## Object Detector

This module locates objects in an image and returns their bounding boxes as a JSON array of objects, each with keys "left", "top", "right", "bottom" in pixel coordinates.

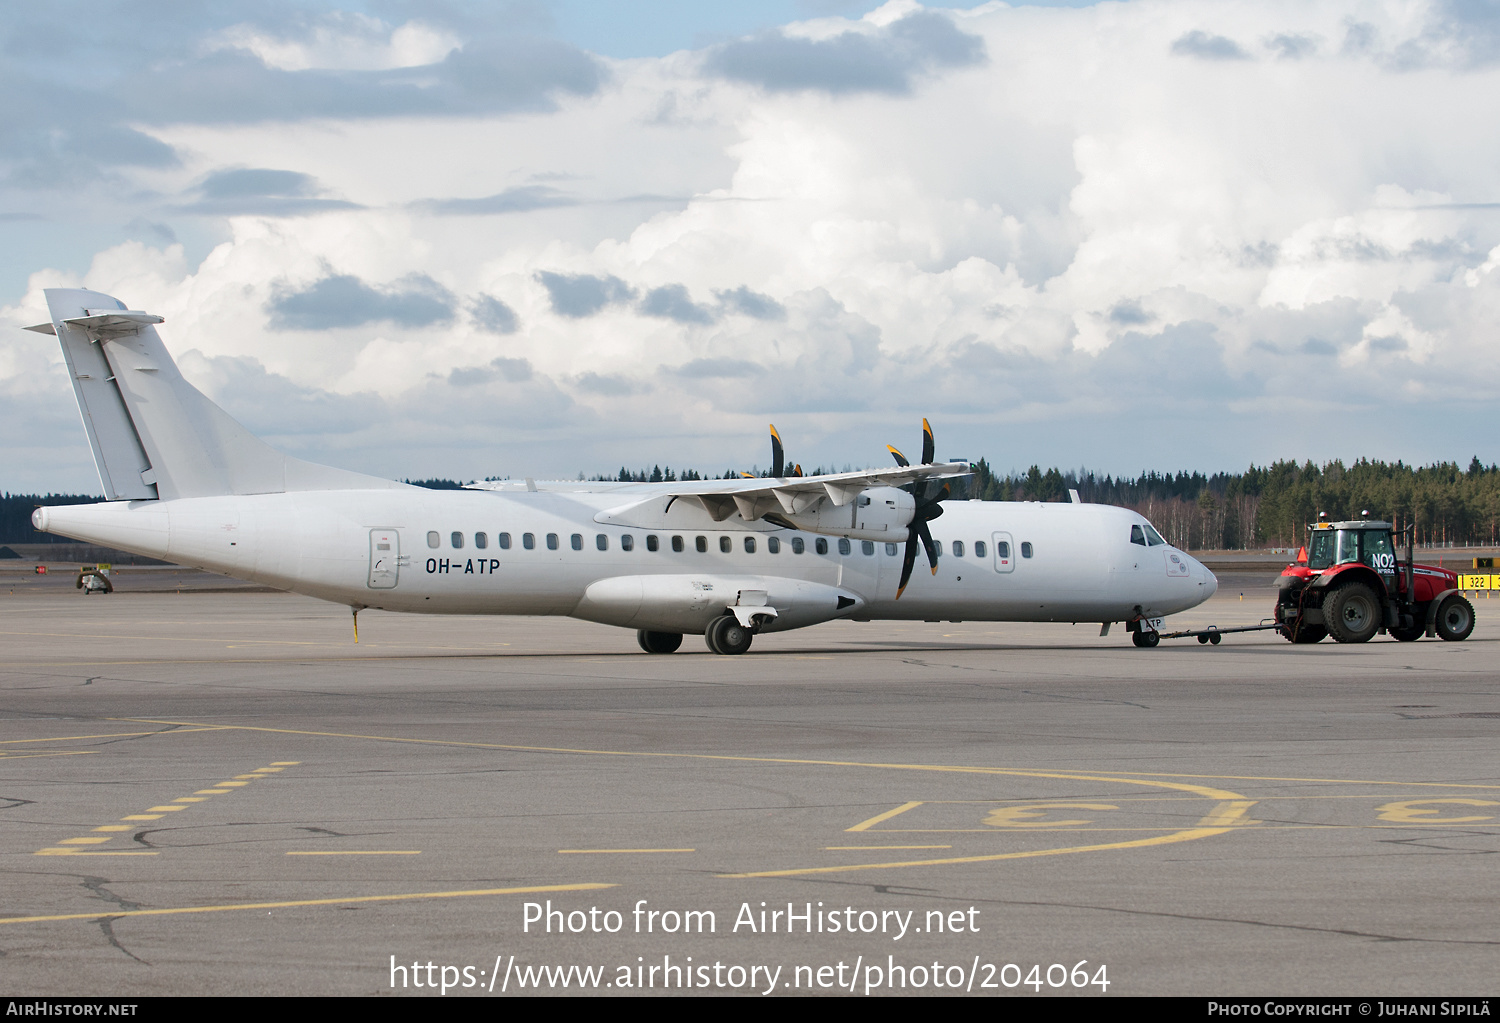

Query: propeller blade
[
  {"left": 896, "top": 526, "right": 920, "bottom": 598},
  {"left": 917, "top": 518, "right": 939, "bottom": 575},
  {"left": 920, "top": 418, "right": 934, "bottom": 465},
  {"left": 769, "top": 424, "right": 785, "bottom": 478},
  {"left": 887, "top": 445, "right": 910, "bottom": 468}
]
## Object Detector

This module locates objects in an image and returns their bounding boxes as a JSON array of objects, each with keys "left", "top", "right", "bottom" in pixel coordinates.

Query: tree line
[{"left": 7, "top": 456, "right": 1499, "bottom": 549}]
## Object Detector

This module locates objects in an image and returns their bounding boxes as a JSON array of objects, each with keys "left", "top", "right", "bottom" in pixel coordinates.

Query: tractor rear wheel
[
  {"left": 1436, "top": 595, "right": 1475, "bottom": 642},
  {"left": 1326, "top": 583, "right": 1380, "bottom": 644}
]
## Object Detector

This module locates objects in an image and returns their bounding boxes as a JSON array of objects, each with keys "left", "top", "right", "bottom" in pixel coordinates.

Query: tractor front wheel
[{"left": 1326, "top": 583, "right": 1380, "bottom": 644}]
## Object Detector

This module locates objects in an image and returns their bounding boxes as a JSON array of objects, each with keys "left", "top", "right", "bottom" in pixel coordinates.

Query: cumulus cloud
[
  {"left": 471, "top": 295, "right": 520, "bottom": 334},
  {"left": 704, "top": 10, "right": 985, "bottom": 94},
  {"left": 177, "top": 167, "right": 362, "bottom": 215},
  {"left": 268, "top": 273, "right": 455, "bottom": 330},
  {"left": 535, "top": 272, "right": 637, "bottom": 318},
  {"left": 8, "top": 0, "right": 1500, "bottom": 491},
  {"left": 1170, "top": 31, "right": 1253, "bottom": 60}
]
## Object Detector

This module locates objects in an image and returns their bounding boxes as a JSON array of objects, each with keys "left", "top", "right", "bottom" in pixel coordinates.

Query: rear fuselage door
[
  {"left": 369, "top": 529, "right": 400, "bottom": 589},
  {"left": 992, "top": 531, "right": 1015, "bottom": 574}
]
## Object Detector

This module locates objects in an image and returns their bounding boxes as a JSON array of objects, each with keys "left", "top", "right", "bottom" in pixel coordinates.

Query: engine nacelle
[{"left": 778, "top": 485, "right": 914, "bottom": 542}]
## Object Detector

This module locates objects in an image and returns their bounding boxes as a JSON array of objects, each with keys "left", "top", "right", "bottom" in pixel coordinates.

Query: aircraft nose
[{"left": 1200, "top": 561, "right": 1218, "bottom": 599}]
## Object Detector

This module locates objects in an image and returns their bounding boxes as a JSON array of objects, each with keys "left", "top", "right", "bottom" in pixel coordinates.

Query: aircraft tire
[
  {"left": 707, "top": 615, "right": 753, "bottom": 655},
  {"left": 1131, "top": 629, "right": 1159, "bottom": 648},
  {"left": 637, "top": 630, "right": 684, "bottom": 654},
  {"left": 1436, "top": 595, "right": 1476, "bottom": 642},
  {"left": 1326, "top": 583, "right": 1380, "bottom": 643}
]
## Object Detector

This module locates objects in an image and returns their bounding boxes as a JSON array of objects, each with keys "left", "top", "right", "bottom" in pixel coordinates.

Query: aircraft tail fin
[{"left": 34, "top": 288, "right": 407, "bottom": 500}]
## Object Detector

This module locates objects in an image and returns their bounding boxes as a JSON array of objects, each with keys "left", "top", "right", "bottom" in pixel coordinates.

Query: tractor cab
[{"left": 1304, "top": 520, "right": 1399, "bottom": 591}]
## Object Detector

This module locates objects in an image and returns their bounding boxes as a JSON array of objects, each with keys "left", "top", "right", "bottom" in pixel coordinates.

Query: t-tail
[{"left": 27, "top": 288, "right": 404, "bottom": 502}]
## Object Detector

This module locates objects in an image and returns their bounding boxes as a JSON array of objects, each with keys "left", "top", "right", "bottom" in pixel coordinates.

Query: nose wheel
[{"left": 1132, "top": 629, "right": 1160, "bottom": 648}]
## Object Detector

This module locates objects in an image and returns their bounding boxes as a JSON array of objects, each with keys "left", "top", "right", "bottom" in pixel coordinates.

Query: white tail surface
[{"left": 37, "top": 288, "right": 407, "bottom": 500}]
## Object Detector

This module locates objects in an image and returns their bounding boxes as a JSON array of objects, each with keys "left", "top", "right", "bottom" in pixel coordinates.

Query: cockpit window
[
  {"left": 1142, "top": 524, "right": 1166, "bottom": 546},
  {"left": 1130, "top": 525, "right": 1147, "bottom": 546}
]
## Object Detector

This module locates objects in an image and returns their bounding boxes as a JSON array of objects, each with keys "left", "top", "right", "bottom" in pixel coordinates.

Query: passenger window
[
  {"left": 816, "top": 538, "right": 829, "bottom": 555},
  {"left": 792, "top": 537, "right": 805, "bottom": 554},
  {"left": 975, "top": 541, "right": 986, "bottom": 558},
  {"left": 719, "top": 536, "right": 732, "bottom": 553},
  {"left": 862, "top": 540, "right": 875, "bottom": 556},
  {"left": 886, "top": 543, "right": 898, "bottom": 556},
  {"left": 672, "top": 535, "right": 684, "bottom": 553},
  {"left": 696, "top": 536, "right": 707, "bottom": 553},
  {"left": 767, "top": 536, "right": 780, "bottom": 553},
  {"left": 621, "top": 534, "right": 634, "bottom": 552},
  {"left": 571, "top": 534, "right": 582, "bottom": 550},
  {"left": 1131, "top": 525, "right": 1147, "bottom": 546},
  {"left": 837, "top": 538, "right": 851, "bottom": 556},
  {"left": 427, "top": 531, "right": 440, "bottom": 549},
  {"left": 952, "top": 540, "right": 964, "bottom": 557},
  {"left": 475, "top": 532, "right": 487, "bottom": 550},
  {"left": 498, "top": 532, "right": 511, "bottom": 550},
  {"left": 451, "top": 531, "right": 464, "bottom": 549},
  {"left": 646, "top": 535, "right": 659, "bottom": 552},
  {"left": 547, "top": 533, "right": 559, "bottom": 550},
  {"left": 523, "top": 533, "right": 535, "bottom": 550},
  {"left": 997, "top": 541, "right": 1010, "bottom": 558},
  {"left": 596, "top": 534, "right": 608, "bottom": 551},
  {"left": 1021, "top": 542, "right": 1033, "bottom": 558},
  {"left": 744, "top": 537, "right": 756, "bottom": 553}
]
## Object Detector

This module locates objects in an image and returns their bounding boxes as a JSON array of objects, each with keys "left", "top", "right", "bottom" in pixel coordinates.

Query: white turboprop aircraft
[{"left": 26, "top": 288, "right": 1217, "bottom": 653}]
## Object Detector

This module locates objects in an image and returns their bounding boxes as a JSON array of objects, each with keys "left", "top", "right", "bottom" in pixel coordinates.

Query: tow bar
[{"left": 1155, "top": 620, "right": 1283, "bottom": 644}]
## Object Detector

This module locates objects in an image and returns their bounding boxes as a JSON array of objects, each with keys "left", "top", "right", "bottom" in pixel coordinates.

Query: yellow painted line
[
  {"left": 214, "top": 781, "right": 249, "bottom": 787},
  {"left": 847, "top": 801, "right": 924, "bottom": 832},
  {"left": 147, "top": 806, "right": 187, "bottom": 812},
  {"left": 286, "top": 851, "right": 421, "bottom": 856},
  {"left": 233, "top": 775, "right": 261, "bottom": 780},
  {"left": 558, "top": 848, "right": 696, "bottom": 854},
  {"left": 252, "top": 768, "right": 284, "bottom": 773},
  {"left": 173, "top": 797, "right": 207, "bottom": 803},
  {"left": 720, "top": 827, "right": 1236, "bottom": 878},
  {"left": 826, "top": 845, "right": 952, "bottom": 850},
  {"left": 1068, "top": 770, "right": 1500, "bottom": 791},
  {"left": 92, "top": 826, "right": 131, "bottom": 833},
  {"left": 58, "top": 837, "right": 112, "bottom": 845},
  {"left": 271, "top": 761, "right": 301, "bottom": 766},
  {"left": 1196, "top": 800, "right": 1259, "bottom": 827},
  {"left": 113, "top": 718, "right": 1253, "bottom": 801},
  {"left": 35, "top": 849, "right": 158, "bottom": 857},
  {"left": 0, "top": 752, "right": 97, "bottom": 760},
  {"left": 120, "top": 815, "right": 164, "bottom": 821},
  {"left": 0, "top": 882, "right": 618, "bottom": 925},
  {"left": 195, "top": 789, "right": 231, "bottom": 795},
  {"left": 0, "top": 731, "right": 161, "bottom": 743}
]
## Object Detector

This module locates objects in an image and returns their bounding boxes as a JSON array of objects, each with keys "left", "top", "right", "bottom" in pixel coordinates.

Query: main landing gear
[{"left": 636, "top": 630, "right": 683, "bottom": 654}]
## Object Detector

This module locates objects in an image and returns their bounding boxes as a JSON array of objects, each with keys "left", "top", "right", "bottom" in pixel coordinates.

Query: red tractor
[{"left": 1275, "top": 517, "right": 1474, "bottom": 644}]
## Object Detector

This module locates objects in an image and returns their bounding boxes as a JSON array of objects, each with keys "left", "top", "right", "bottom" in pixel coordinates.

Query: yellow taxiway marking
[
  {"left": 214, "top": 781, "right": 250, "bottom": 787},
  {"left": 0, "top": 728, "right": 225, "bottom": 744},
  {"left": 286, "top": 851, "right": 420, "bottom": 856},
  {"left": 719, "top": 827, "right": 1236, "bottom": 878},
  {"left": 113, "top": 718, "right": 1251, "bottom": 800},
  {"left": 825, "top": 845, "right": 952, "bottom": 850},
  {"left": 147, "top": 805, "right": 187, "bottom": 812},
  {"left": 173, "top": 797, "right": 208, "bottom": 803},
  {"left": 92, "top": 826, "right": 131, "bottom": 832},
  {"left": 558, "top": 848, "right": 696, "bottom": 854},
  {"left": 847, "top": 801, "right": 924, "bottom": 832},
  {"left": 195, "top": 789, "right": 232, "bottom": 795},
  {"left": 0, "top": 752, "right": 97, "bottom": 760},
  {"left": 233, "top": 775, "right": 262, "bottom": 780},
  {"left": 271, "top": 761, "right": 301, "bottom": 765},
  {"left": 1375, "top": 799, "right": 1500, "bottom": 824},
  {"left": 119, "top": 814, "right": 164, "bottom": 821},
  {"left": 0, "top": 883, "right": 617, "bottom": 925},
  {"left": 111, "top": 716, "right": 1258, "bottom": 878},
  {"left": 1068, "top": 770, "right": 1500, "bottom": 791},
  {"left": 35, "top": 849, "right": 158, "bottom": 857},
  {"left": 1195, "top": 800, "right": 1260, "bottom": 827},
  {"left": 57, "top": 837, "right": 111, "bottom": 845}
]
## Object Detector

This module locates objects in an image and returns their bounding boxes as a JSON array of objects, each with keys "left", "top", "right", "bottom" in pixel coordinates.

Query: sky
[{"left": 3, "top": 0, "right": 1500, "bottom": 494}]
